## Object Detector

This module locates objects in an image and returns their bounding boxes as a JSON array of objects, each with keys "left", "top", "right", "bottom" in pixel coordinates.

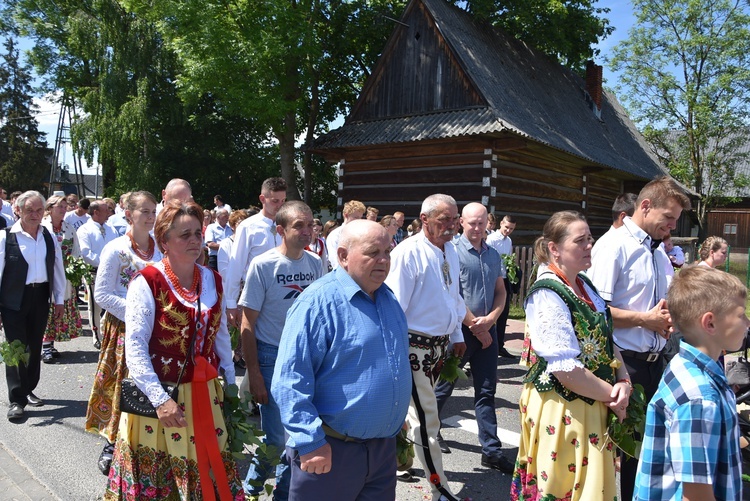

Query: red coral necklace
[
  {"left": 127, "top": 231, "right": 155, "bottom": 261},
  {"left": 163, "top": 258, "right": 201, "bottom": 303}
]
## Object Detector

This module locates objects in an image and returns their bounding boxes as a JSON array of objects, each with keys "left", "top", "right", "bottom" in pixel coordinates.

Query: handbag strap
[
  {"left": 170, "top": 291, "right": 201, "bottom": 391},
  {"left": 742, "top": 328, "right": 750, "bottom": 361}
]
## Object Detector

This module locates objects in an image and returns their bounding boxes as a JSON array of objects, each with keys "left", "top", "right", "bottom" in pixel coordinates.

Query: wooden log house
[{"left": 310, "top": 0, "right": 670, "bottom": 245}]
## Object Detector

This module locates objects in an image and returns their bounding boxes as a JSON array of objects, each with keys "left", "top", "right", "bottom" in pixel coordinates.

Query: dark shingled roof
[{"left": 314, "top": 0, "right": 667, "bottom": 181}]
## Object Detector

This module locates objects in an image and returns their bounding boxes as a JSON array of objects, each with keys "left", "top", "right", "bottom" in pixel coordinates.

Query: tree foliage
[
  {"left": 0, "top": 37, "right": 49, "bottom": 192},
  {"left": 609, "top": 0, "right": 750, "bottom": 231},
  {"left": 454, "top": 0, "right": 614, "bottom": 70}
]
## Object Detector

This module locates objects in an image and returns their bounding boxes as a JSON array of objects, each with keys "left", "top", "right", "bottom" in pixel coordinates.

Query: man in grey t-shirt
[{"left": 239, "top": 201, "right": 324, "bottom": 500}]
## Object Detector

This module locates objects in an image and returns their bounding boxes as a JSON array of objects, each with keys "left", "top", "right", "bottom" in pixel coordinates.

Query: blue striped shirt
[
  {"left": 271, "top": 267, "right": 411, "bottom": 456},
  {"left": 635, "top": 341, "right": 741, "bottom": 500}
]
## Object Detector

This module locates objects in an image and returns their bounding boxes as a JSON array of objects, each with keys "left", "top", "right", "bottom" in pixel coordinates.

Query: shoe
[
  {"left": 481, "top": 453, "right": 515, "bottom": 474},
  {"left": 50, "top": 346, "right": 61, "bottom": 358},
  {"left": 93, "top": 339, "right": 101, "bottom": 350},
  {"left": 42, "top": 351, "right": 55, "bottom": 364},
  {"left": 27, "top": 393, "right": 44, "bottom": 407},
  {"left": 396, "top": 468, "right": 418, "bottom": 483},
  {"left": 7, "top": 403, "right": 24, "bottom": 421},
  {"left": 437, "top": 433, "right": 451, "bottom": 454},
  {"left": 498, "top": 347, "right": 516, "bottom": 358},
  {"left": 98, "top": 442, "right": 115, "bottom": 475}
]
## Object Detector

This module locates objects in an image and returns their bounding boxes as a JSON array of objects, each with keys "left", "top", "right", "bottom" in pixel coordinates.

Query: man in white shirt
[
  {"left": 0, "top": 186, "right": 14, "bottom": 226},
  {"left": 587, "top": 176, "right": 691, "bottom": 501},
  {"left": 205, "top": 208, "right": 233, "bottom": 271},
  {"left": 325, "top": 200, "right": 365, "bottom": 270},
  {"left": 486, "top": 215, "right": 516, "bottom": 358},
  {"left": 64, "top": 198, "right": 91, "bottom": 230},
  {"left": 386, "top": 194, "right": 489, "bottom": 501},
  {"left": 0, "top": 191, "right": 65, "bottom": 421},
  {"left": 226, "top": 177, "right": 287, "bottom": 328},
  {"left": 77, "top": 200, "right": 116, "bottom": 349},
  {"left": 213, "top": 194, "right": 232, "bottom": 214}
]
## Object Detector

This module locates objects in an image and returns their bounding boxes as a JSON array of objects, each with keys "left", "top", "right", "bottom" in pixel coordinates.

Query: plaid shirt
[{"left": 634, "top": 341, "right": 741, "bottom": 500}]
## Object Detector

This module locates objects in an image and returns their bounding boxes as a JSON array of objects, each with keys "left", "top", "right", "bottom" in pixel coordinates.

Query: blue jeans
[
  {"left": 435, "top": 324, "right": 502, "bottom": 458},
  {"left": 243, "top": 341, "right": 290, "bottom": 499}
]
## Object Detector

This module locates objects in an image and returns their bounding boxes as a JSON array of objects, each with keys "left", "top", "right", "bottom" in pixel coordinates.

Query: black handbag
[
  {"left": 120, "top": 294, "right": 200, "bottom": 418},
  {"left": 727, "top": 330, "right": 750, "bottom": 387}
]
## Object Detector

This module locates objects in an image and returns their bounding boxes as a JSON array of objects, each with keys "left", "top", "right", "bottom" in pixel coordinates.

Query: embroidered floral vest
[
  {"left": 139, "top": 266, "right": 224, "bottom": 383},
  {"left": 523, "top": 274, "right": 617, "bottom": 404}
]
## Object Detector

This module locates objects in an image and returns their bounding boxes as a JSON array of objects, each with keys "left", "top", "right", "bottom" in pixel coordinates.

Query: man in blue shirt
[
  {"left": 271, "top": 219, "right": 411, "bottom": 500},
  {"left": 434, "top": 203, "right": 513, "bottom": 473}
]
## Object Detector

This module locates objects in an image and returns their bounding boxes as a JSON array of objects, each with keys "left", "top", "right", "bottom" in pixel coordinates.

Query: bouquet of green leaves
[
  {"left": 0, "top": 340, "right": 29, "bottom": 367},
  {"left": 605, "top": 383, "right": 647, "bottom": 458},
  {"left": 65, "top": 255, "right": 94, "bottom": 289},
  {"left": 438, "top": 354, "right": 469, "bottom": 384},
  {"left": 396, "top": 428, "right": 415, "bottom": 471},
  {"left": 502, "top": 254, "right": 520, "bottom": 285}
]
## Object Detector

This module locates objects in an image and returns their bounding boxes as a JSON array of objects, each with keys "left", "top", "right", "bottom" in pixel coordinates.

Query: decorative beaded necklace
[
  {"left": 127, "top": 231, "right": 155, "bottom": 261},
  {"left": 548, "top": 262, "right": 596, "bottom": 310},
  {"left": 163, "top": 259, "right": 201, "bottom": 303}
]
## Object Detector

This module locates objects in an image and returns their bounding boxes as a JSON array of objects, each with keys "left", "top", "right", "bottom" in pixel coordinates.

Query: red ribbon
[{"left": 191, "top": 355, "right": 232, "bottom": 501}]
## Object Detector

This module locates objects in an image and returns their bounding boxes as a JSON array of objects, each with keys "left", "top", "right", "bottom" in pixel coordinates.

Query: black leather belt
[
  {"left": 322, "top": 424, "right": 365, "bottom": 443},
  {"left": 620, "top": 349, "right": 660, "bottom": 362},
  {"left": 26, "top": 282, "right": 48, "bottom": 288}
]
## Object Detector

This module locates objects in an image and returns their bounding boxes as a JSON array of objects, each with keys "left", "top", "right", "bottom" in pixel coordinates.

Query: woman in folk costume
[
  {"left": 40, "top": 195, "right": 83, "bottom": 360},
  {"left": 511, "top": 211, "right": 631, "bottom": 500},
  {"left": 86, "top": 191, "right": 162, "bottom": 475},
  {"left": 105, "top": 200, "right": 242, "bottom": 500}
]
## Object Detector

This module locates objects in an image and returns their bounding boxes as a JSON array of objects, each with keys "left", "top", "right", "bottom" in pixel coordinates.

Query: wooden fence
[{"left": 508, "top": 245, "right": 536, "bottom": 309}]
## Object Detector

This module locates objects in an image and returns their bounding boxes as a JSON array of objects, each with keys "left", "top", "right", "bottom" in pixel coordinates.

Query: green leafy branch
[
  {"left": 605, "top": 383, "right": 647, "bottom": 459},
  {"left": 396, "top": 428, "right": 415, "bottom": 471},
  {"left": 438, "top": 354, "right": 469, "bottom": 384},
  {"left": 0, "top": 340, "right": 29, "bottom": 367},
  {"left": 65, "top": 256, "right": 94, "bottom": 289},
  {"left": 503, "top": 254, "right": 520, "bottom": 285}
]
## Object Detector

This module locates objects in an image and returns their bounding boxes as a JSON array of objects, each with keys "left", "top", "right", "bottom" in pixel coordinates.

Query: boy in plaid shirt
[{"left": 635, "top": 266, "right": 748, "bottom": 500}]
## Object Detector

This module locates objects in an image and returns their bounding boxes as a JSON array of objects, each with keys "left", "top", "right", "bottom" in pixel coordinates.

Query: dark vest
[{"left": 0, "top": 227, "right": 55, "bottom": 311}]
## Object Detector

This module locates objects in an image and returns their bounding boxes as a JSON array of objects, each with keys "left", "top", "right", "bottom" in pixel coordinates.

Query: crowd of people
[{"left": 0, "top": 174, "right": 747, "bottom": 500}]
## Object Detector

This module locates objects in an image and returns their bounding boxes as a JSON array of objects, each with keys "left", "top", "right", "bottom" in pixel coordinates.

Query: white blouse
[
  {"left": 94, "top": 235, "right": 163, "bottom": 321},
  {"left": 525, "top": 271, "right": 607, "bottom": 375},
  {"left": 125, "top": 262, "right": 236, "bottom": 407}
]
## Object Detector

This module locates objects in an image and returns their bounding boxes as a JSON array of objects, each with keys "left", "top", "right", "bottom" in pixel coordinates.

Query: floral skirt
[
  {"left": 104, "top": 378, "right": 243, "bottom": 501},
  {"left": 85, "top": 314, "right": 126, "bottom": 442},
  {"left": 511, "top": 384, "right": 617, "bottom": 501},
  {"left": 42, "top": 297, "right": 82, "bottom": 343}
]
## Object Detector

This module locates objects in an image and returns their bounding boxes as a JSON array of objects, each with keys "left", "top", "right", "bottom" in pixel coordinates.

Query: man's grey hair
[
  {"left": 420, "top": 194, "right": 456, "bottom": 217},
  {"left": 15, "top": 190, "right": 45, "bottom": 211},
  {"left": 214, "top": 208, "right": 229, "bottom": 217}
]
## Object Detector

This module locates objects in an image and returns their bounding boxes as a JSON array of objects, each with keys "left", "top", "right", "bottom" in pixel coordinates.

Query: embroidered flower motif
[
  {"left": 540, "top": 471, "right": 548, "bottom": 481},
  {"left": 215, "top": 427, "right": 224, "bottom": 436},
  {"left": 562, "top": 415, "right": 572, "bottom": 425},
  {"left": 582, "top": 456, "right": 589, "bottom": 466},
  {"left": 567, "top": 463, "right": 576, "bottom": 472},
  {"left": 538, "top": 372, "right": 551, "bottom": 385},
  {"left": 550, "top": 451, "right": 557, "bottom": 461},
  {"left": 545, "top": 425, "right": 556, "bottom": 435},
  {"left": 571, "top": 438, "right": 580, "bottom": 448},
  {"left": 145, "top": 425, "right": 153, "bottom": 434},
  {"left": 589, "top": 433, "right": 599, "bottom": 445},
  {"left": 171, "top": 432, "right": 182, "bottom": 441}
]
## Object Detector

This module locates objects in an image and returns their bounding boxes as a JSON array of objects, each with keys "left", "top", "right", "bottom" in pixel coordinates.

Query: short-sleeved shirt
[
  {"left": 485, "top": 231, "right": 512, "bottom": 278},
  {"left": 634, "top": 341, "right": 741, "bottom": 500},
  {"left": 205, "top": 222, "right": 233, "bottom": 257},
  {"left": 238, "top": 248, "right": 323, "bottom": 346},
  {"left": 587, "top": 217, "right": 670, "bottom": 353},
  {"left": 454, "top": 235, "right": 502, "bottom": 317}
]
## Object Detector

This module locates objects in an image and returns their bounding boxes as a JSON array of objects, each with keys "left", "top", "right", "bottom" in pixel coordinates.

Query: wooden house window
[{"left": 724, "top": 223, "right": 738, "bottom": 235}]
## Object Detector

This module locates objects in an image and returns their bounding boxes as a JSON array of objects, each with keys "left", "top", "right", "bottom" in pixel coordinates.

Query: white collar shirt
[
  {"left": 77, "top": 218, "right": 116, "bottom": 268},
  {"left": 385, "top": 231, "right": 466, "bottom": 343},
  {"left": 226, "top": 212, "right": 278, "bottom": 308},
  {"left": 0, "top": 221, "right": 66, "bottom": 304},
  {"left": 325, "top": 225, "right": 344, "bottom": 270},
  {"left": 587, "top": 216, "right": 670, "bottom": 353},
  {"left": 205, "top": 222, "right": 233, "bottom": 257},
  {"left": 486, "top": 231, "right": 512, "bottom": 277}
]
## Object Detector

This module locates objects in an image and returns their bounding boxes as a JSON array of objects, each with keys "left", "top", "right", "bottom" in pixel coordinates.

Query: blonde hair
[
  {"left": 343, "top": 200, "right": 366, "bottom": 217},
  {"left": 699, "top": 236, "right": 728, "bottom": 261},
  {"left": 533, "top": 211, "right": 587, "bottom": 264},
  {"left": 668, "top": 266, "right": 746, "bottom": 336}
]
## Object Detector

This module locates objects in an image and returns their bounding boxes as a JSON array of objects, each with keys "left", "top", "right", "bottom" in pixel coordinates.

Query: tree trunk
[{"left": 278, "top": 109, "right": 299, "bottom": 200}]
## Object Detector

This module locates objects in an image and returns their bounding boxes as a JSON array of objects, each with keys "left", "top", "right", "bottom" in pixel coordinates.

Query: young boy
[{"left": 635, "top": 266, "right": 749, "bottom": 500}]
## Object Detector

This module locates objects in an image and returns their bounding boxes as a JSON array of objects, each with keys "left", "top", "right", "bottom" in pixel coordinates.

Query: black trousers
[
  {"left": 496, "top": 277, "right": 512, "bottom": 348},
  {"left": 2, "top": 283, "right": 50, "bottom": 407},
  {"left": 207, "top": 255, "right": 218, "bottom": 271},
  {"left": 619, "top": 353, "right": 665, "bottom": 501}
]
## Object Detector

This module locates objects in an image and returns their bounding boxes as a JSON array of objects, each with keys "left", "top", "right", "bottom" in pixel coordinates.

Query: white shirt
[
  {"left": 325, "top": 225, "right": 343, "bottom": 269},
  {"left": 0, "top": 221, "right": 66, "bottom": 304},
  {"left": 205, "top": 222, "right": 233, "bottom": 257},
  {"left": 106, "top": 212, "right": 129, "bottom": 237},
  {"left": 64, "top": 211, "right": 90, "bottom": 230},
  {"left": 1, "top": 200, "right": 14, "bottom": 225},
  {"left": 525, "top": 270, "right": 607, "bottom": 375},
  {"left": 587, "top": 216, "right": 670, "bottom": 353},
  {"left": 125, "top": 263, "right": 235, "bottom": 407},
  {"left": 486, "top": 231, "right": 512, "bottom": 278},
  {"left": 217, "top": 236, "right": 234, "bottom": 286},
  {"left": 94, "top": 235, "right": 163, "bottom": 321},
  {"left": 214, "top": 204, "right": 232, "bottom": 214},
  {"left": 385, "top": 231, "right": 466, "bottom": 343},
  {"left": 77, "top": 218, "right": 117, "bottom": 268},
  {"left": 226, "top": 212, "right": 278, "bottom": 308}
]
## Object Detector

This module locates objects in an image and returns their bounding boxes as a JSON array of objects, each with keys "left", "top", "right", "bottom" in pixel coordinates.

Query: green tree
[
  {"left": 0, "top": 37, "right": 49, "bottom": 192},
  {"left": 609, "top": 0, "right": 750, "bottom": 233},
  {"left": 455, "top": 0, "right": 614, "bottom": 70}
]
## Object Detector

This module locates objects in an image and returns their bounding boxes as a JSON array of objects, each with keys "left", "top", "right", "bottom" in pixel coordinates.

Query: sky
[{"left": 25, "top": 0, "right": 637, "bottom": 176}]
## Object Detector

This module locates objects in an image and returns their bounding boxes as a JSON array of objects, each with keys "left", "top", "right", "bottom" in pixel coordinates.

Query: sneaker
[
  {"left": 98, "top": 443, "right": 115, "bottom": 476},
  {"left": 42, "top": 350, "right": 55, "bottom": 364},
  {"left": 50, "top": 345, "right": 61, "bottom": 358}
]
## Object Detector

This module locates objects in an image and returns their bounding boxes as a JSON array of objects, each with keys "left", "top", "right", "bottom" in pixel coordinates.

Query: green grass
[{"left": 508, "top": 303, "right": 525, "bottom": 320}]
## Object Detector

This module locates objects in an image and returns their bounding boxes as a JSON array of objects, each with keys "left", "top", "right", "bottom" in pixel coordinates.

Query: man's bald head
[
  {"left": 460, "top": 203, "right": 488, "bottom": 246},
  {"left": 162, "top": 178, "right": 192, "bottom": 204},
  {"left": 338, "top": 220, "right": 392, "bottom": 297}
]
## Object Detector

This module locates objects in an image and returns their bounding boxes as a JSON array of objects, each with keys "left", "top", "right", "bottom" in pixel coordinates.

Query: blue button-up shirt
[
  {"left": 635, "top": 341, "right": 741, "bottom": 500},
  {"left": 272, "top": 267, "right": 411, "bottom": 456},
  {"left": 454, "top": 235, "right": 502, "bottom": 317}
]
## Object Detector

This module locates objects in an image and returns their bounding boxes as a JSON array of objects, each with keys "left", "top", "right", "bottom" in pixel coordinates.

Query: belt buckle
[{"left": 646, "top": 352, "right": 659, "bottom": 362}]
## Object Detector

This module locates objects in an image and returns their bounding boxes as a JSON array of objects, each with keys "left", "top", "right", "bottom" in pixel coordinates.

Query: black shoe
[
  {"left": 27, "top": 393, "right": 44, "bottom": 407},
  {"left": 7, "top": 403, "right": 24, "bottom": 421},
  {"left": 93, "top": 339, "right": 101, "bottom": 350},
  {"left": 98, "top": 442, "right": 115, "bottom": 476},
  {"left": 50, "top": 346, "right": 61, "bottom": 358},
  {"left": 42, "top": 351, "right": 55, "bottom": 364},
  {"left": 498, "top": 347, "right": 516, "bottom": 358},
  {"left": 437, "top": 434, "right": 451, "bottom": 454},
  {"left": 481, "top": 453, "right": 515, "bottom": 473}
]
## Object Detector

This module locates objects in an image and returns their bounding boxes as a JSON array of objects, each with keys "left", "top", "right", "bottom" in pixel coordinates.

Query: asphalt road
[{"left": 0, "top": 306, "right": 530, "bottom": 501}]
